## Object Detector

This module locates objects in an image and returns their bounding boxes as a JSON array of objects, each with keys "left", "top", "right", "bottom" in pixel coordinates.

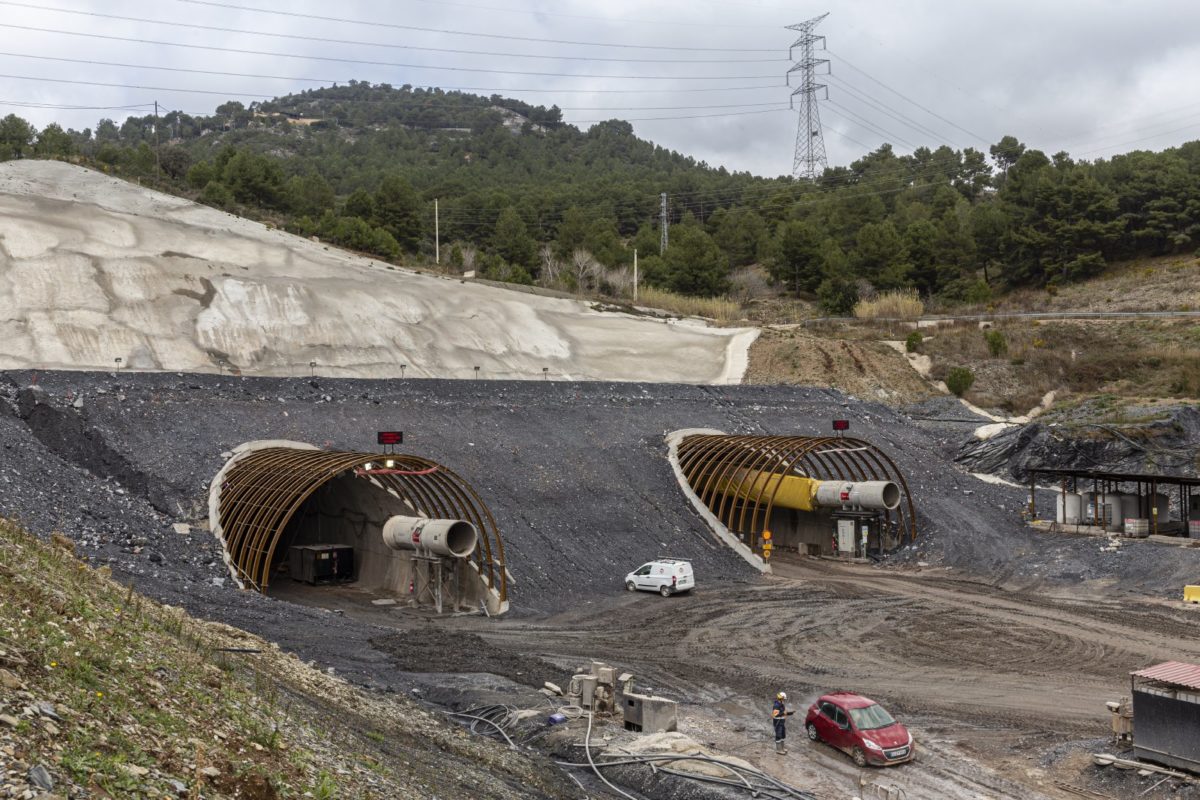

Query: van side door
[{"left": 633, "top": 564, "right": 653, "bottom": 589}]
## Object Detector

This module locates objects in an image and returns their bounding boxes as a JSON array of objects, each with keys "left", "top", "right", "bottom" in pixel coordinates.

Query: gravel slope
[{"left": 3, "top": 370, "right": 1199, "bottom": 684}]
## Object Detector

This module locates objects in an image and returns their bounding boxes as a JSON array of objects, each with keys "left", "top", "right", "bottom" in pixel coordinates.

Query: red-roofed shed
[{"left": 1131, "top": 661, "right": 1200, "bottom": 773}]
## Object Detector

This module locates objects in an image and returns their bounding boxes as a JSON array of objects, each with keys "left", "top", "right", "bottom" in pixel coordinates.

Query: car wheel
[
  {"left": 851, "top": 747, "right": 868, "bottom": 768},
  {"left": 626, "top": 580, "right": 637, "bottom": 592},
  {"left": 659, "top": 584, "right": 672, "bottom": 597},
  {"left": 805, "top": 723, "right": 820, "bottom": 742}
]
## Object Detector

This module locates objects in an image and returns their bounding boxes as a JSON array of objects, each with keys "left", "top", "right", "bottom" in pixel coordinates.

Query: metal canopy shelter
[
  {"left": 211, "top": 447, "right": 506, "bottom": 601},
  {"left": 676, "top": 434, "right": 917, "bottom": 558},
  {"left": 1028, "top": 467, "right": 1200, "bottom": 536}
]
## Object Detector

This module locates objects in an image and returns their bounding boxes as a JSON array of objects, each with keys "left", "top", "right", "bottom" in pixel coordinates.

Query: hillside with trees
[{"left": 4, "top": 82, "right": 1200, "bottom": 312}]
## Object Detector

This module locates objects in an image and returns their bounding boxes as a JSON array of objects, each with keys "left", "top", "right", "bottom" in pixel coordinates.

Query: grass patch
[
  {"left": 853, "top": 289, "right": 924, "bottom": 320},
  {"left": 634, "top": 286, "right": 742, "bottom": 321}
]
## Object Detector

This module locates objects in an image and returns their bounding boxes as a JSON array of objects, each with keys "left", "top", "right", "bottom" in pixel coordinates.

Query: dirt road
[{"left": 377, "top": 556, "right": 1200, "bottom": 799}]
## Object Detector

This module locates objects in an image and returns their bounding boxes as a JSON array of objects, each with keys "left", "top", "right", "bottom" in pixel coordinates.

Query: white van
[{"left": 625, "top": 558, "right": 695, "bottom": 597}]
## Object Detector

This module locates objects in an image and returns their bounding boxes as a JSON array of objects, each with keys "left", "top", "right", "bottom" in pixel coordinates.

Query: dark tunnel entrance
[{"left": 208, "top": 442, "right": 508, "bottom": 615}]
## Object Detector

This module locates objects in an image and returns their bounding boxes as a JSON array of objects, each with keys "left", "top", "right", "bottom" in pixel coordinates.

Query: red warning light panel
[
  {"left": 377, "top": 431, "right": 404, "bottom": 446},
  {"left": 832, "top": 419, "right": 850, "bottom": 432}
]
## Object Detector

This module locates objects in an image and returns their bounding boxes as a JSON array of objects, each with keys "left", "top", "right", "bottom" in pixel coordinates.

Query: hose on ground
[
  {"left": 447, "top": 702, "right": 586, "bottom": 749},
  {"left": 445, "top": 705, "right": 519, "bottom": 749},
  {"left": 556, "top": 750, "right": 817, "bottom": 800},
  {"left": 585, "top": 711, "right": 640, "bottom": 800}
]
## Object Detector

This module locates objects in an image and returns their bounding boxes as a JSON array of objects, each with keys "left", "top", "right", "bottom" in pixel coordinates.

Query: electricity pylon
[{"left": 786, "top": 13, "right": 830, "bottom": 180}]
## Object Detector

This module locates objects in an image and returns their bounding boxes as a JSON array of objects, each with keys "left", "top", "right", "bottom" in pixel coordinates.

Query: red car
[{"left": 804, "top": 692, "right": 914, "bottom": 767}]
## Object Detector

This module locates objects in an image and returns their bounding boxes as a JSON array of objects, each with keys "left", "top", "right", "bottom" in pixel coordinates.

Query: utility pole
[
  {"left": 786, "top": 13, "right": 830, "bottom": 181},
  {"left": 434, "top": 198, "right": 440, "bottom": 264},
  {"left": 154, "top": 100, "right": 161, "bottom": 180},
  {"left": 633, "top": 249, "right": 638, "bottom": 302},
  {"left": 659, "top": 192, "right": 669, "bottom": 255}
]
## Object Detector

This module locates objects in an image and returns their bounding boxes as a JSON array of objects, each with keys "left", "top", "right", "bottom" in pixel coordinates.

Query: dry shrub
[
  {"left": 853, "top": 289, "right": 924, "bottom": 320},
  {"left": 635, "top": 286, "right": 742, "bottom": 322}
]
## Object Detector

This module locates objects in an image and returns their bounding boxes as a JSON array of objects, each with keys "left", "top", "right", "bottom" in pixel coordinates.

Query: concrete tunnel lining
[{"left": 208, "top": 440, "right": 508, "bottom": 613}]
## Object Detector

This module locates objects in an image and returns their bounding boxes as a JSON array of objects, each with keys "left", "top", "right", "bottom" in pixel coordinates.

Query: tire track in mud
[
  {"left": 426, "top": 562, "right": 1192, "bottom": 799},
  {"left": 469, "top": 559, "right": 1200, "bottom": 741}
]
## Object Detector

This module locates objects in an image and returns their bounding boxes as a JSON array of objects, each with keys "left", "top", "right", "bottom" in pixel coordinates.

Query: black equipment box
[{"left": 289, "top": 544, "right": 355, "bottom": 585}]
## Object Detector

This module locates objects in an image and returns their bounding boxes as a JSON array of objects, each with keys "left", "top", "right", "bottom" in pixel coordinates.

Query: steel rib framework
[
  {"left": 676, "top": 434, "right": 917, "bottom": 556},
  {"left": 212, "top": 447, "right": 506, "bottom": 600}
]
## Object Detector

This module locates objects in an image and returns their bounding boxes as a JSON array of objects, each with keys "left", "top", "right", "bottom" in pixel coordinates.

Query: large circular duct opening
[
  {"left": 880, "top": 481, "right": 901, "bottom": 510},
  {"left": 208, "top": 441, "right": 509, "bottom": 615},
  {"left": 443, "top": 521, "right": 477, "bottom": 557}
]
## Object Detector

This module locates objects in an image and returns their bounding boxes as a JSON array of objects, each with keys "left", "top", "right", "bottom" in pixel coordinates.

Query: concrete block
[{"left": 621, "top": 691, "right": 678, "bottom": 733}]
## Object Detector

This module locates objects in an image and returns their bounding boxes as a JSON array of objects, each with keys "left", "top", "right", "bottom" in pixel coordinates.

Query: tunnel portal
[{"left": 208, "top": 441, "right": 508, "bottom": 615}]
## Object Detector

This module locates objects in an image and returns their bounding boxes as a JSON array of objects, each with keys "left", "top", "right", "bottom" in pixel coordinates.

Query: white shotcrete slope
[{"left": 0, "top": 161, "right": 756, "bottom": 382}]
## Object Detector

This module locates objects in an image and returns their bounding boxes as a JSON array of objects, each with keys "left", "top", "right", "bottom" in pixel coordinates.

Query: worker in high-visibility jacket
[{"left": 772, "top": 691, "right": 794, "bottom": 754}]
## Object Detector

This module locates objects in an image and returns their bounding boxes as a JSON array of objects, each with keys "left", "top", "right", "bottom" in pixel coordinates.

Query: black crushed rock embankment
[{"left": 3, "top": 371, "right": 1198, "bottom": 690}]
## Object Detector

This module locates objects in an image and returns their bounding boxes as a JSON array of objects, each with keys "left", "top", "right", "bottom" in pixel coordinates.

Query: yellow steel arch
[{"left": 677, "top": 434, "right": 917, "bottom": 556}]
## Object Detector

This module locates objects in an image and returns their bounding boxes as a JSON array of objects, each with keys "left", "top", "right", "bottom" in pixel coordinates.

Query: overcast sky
[{"left": 4, "top": 0, "right": 1200, "bottom": 177}]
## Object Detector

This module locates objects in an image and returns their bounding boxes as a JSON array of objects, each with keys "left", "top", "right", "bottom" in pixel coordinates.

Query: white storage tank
[
  {"left": 1056, "top": 494, "right": 1084, "bottom": 525},
  {"left": 1101, "top": 493, "right": 1123, "bottom": 531},
  {"left": 1056, "top": 493, "right": 1083, "bottom": 524},
  {"left": 1081, "top": 491, "right": 1100, "bottom": 524}
]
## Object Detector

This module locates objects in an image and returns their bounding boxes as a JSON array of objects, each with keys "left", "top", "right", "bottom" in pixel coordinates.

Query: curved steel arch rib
[
  {"left": 677, "top": 433, "right": 917, "bottom": 557},
  {"left": 211, "top": 447, "right": 506, "bottom": 602}
]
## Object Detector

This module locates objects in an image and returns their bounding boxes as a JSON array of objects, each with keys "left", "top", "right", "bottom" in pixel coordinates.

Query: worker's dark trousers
[{"left": 773, "top": 719, "right": 786, "bottom": 743}]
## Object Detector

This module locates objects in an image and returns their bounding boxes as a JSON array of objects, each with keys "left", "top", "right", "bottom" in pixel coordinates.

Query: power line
[
  {"left": 0, "top": 47, "right": 779, "bottom": 83},
  {"left": 172, "top": 0, "right": 779, "bottom": 52},
  {"left": 0, "top": 74, "right": 793, "bottom": 126},
  {"left": 0, "top": 21, "right": 782, "bottom": 66},
  {"left": 0, "top": 99, "right": 157, "bottom": 111},
  {"left": 311, "top": 0, "right": 782, "bottom": 31},
  {"left": 47, "top": 0, "right": 768, "bottom": 54},
  {"left": 0, "top": 74, "right": 275, "bottom": 99},
  {"left": 826, "top": 75, "right": 963, "bottom": 147},
  {"left": 0, "top": 24, "right": 782, "bottom": 94},
  {"left": 823, "top": 101, "right": 920, "bottom": 151},
  {"left": 569, "top": 107, "right": 788, "bottom": 124},
  {"left": 827, "top": 50, "right": 990, "bottom": 146}
]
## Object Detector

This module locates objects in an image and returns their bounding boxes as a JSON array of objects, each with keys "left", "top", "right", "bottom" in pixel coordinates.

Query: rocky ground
[
  {"left": 956, "top": 399, "right": 1200, "bottom": 482},
  {"left": 0, "top": 519, "right": 582, "bottom": 800},
  {"left": 3, "top": 371, "right": 1198, "bottom": 661},
  {"left": 3, "top": 370, "right": 1200, "bottom": 799}
]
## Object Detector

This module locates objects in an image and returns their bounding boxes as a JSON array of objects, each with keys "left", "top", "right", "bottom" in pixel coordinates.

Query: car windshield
[{"left": 848, "top": 704, "right": 896, "bottom": 730}]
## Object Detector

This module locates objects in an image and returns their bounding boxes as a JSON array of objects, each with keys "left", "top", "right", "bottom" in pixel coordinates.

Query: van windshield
[{"left": 848, "top": 704, "right": 896, "bottom": 730}]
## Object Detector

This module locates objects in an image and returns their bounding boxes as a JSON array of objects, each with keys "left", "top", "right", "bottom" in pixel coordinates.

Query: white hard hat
[{"left": 777, "top": 691, "right": 787, "bottom": 700}]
